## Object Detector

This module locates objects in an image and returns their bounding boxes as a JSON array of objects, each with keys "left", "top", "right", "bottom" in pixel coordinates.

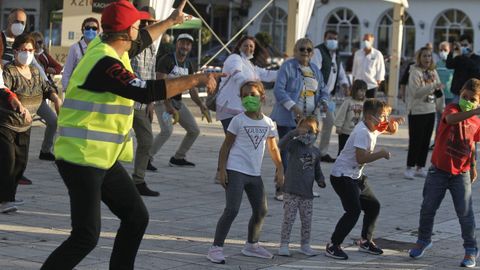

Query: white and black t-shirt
[
  {"left": 226, "top": 113, "right": 277, "bottom": 176},
  {"left": 331, "top": 121, "right": 380, "bottom": 179},
  {"left": 156, "top": 53, "right": 194, "bottom": 101}
]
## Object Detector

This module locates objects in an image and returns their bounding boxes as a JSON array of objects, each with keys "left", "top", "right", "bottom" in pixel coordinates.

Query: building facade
[{"left": 248, "top": 0, "right": 480, "bottom": 58}]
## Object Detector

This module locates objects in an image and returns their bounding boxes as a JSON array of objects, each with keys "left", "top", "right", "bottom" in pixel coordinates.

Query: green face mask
[
  {"left": 459, "top": 98, "right": 476, "bottom": 112},
  {"left": 242, "top": 96, "right": 261, "bottom": 112}
]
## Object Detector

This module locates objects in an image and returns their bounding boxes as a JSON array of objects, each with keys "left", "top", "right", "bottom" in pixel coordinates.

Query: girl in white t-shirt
[
  {"left": 325, "top": 99, "right": 404, "bottom": 260},
  {"left": 207, "top": 81, "right": 284, "bottom": 264}
]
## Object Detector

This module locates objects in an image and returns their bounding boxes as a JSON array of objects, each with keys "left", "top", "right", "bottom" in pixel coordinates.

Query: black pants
[
  {"left": 407, "top": 113, "right": 435, "bottom": 168},
  {"left": 41, "top": 161, "right": 149, "bottom": 270},
  {"left": 337, "top": 133, "right": 350, "bottom": 156},
  {"left": 366, "top": 87, "right": 378, "bottom": 98},
  {"left": 0, "top": 127, "right": 30, "bottom": 202},
  {"left": 330, "top": 175, "right": 380, "bottom": 245}
]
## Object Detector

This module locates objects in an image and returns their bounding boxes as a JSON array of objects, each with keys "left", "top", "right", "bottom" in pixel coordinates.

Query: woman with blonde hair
[{"left": 404, "top": 47, "right": 444, "bottom": 179}]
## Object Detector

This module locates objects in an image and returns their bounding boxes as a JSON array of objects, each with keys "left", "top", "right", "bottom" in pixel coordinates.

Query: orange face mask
[{"left": 372, "top": 115, "right": 389, "bottom": 132}]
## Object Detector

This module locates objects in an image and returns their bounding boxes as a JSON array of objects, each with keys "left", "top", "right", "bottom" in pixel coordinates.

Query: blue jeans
[{"left": 418, "top": 166, "right": 477, "bottom": 249}]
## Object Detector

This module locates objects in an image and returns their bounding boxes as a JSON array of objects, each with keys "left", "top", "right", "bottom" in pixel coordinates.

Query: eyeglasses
[
  {"left": 299, "top": 47, "right": 313, "bottom": 53},
  {"left": 13, "top": 19, "right": 26, "bottom": 25},
  {"left": 84, "top": 26, "right": 98, "bottom": 31},
  {"left": 18, "top": 48, "right": 34, "bottom": 52}
]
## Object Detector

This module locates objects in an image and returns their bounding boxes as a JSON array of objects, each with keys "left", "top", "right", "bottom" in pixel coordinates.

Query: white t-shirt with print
[
  {"left": 331, "top": 121, "right": 380, "bottom": 179},
  {"left": 295, "top": 66, "right": 318, "bottom": 116},
  {"left": 227, "top": 113, "right": 278, "bottom": 176}
]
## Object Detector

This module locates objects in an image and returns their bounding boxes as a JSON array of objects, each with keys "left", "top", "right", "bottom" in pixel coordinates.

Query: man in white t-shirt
[{"left": 352, "top": 33, "right": 385, "bottom": 98}]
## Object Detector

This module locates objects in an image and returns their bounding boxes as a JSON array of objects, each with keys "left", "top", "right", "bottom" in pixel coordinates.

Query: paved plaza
[{"left": 1, "top": 99, "right": 479, "bottom": 270}]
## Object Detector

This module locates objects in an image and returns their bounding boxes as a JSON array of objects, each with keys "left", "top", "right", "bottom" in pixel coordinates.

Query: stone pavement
[{"left": 1, "top": 101, "right": 480, "bottom": 270}]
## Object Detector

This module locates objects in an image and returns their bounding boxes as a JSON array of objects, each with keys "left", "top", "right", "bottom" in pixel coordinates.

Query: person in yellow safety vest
[{"left": 41, "top": 1, "right": 224, "bottom": 269}]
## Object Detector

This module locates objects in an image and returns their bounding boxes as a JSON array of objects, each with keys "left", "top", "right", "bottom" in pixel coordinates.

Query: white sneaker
[
  {"left": 0, "top": 202, "right": 17, "bottom": 214},
  {"left": 207, "top": 245, "right": 225, "bottom": 264},
  {"left": 312, "top": 191, "right": 320, "bottom": 197},
  {"left": 299, "top": 244, "right": 319, "bottom": 256},
  {"left": 404, "top": 168, "right": 415, "bottom": 180},
  {"left": 415, "top": 168, "right": 428, "bottom": 178},
  {"left": 241, "top": 242, "right": 273, "bottom": 259},
  {"left": 278, "top": 244, "right": 290, "bottom": 256},
  {"left": 12, "top": 199, "right": 24, "bottom": 206}
]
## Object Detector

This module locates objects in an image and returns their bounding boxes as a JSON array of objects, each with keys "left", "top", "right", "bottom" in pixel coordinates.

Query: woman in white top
[
  {"left": 61, "top": 17, "right": 100, "bottom": 91},
  {"left": 216, "top": 36, "right": 277, "bottom": 132}
]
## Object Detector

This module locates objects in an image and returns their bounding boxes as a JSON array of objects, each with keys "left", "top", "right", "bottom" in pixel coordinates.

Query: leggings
[
  {"left": 280, "top": 193, "right": 313, "bottom": 246},
  {"left": 407, "top": 113, "right": 435, "bottom": 168},
  {"left": 213, "top": 170, "right": 267, "bottom": 246}
]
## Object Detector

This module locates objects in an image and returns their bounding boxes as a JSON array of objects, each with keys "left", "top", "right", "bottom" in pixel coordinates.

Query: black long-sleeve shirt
[
  {"left": 446, "top": 52, "right": 480, "bottom": 95},
  {"left": 77, "top": 29, "right": 167, "bottom": 103}
]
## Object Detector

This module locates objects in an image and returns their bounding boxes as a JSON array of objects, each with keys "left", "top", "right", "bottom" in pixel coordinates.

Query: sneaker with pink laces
[
  {"left": 207, "top": 245, "right": 225, "bottom": 264},
  {"left": 241, "top": 242, "right": 273, "bottom": 259}
]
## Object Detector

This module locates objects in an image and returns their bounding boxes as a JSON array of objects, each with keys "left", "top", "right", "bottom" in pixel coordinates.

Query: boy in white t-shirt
[
  {"left": 325, "top": 99, "right": 404, "bottom": 260},
  {"left": 207, "top": 81, "right": 284, "bottom": 264}
]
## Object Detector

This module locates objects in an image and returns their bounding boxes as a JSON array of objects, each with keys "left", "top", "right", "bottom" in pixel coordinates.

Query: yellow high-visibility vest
[{"left": 54, "top": 37, "right": 134, "bottom": 169}]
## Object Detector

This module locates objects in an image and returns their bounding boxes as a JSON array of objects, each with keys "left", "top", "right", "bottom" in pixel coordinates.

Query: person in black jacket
[{"left": 446, "top": 34, "right": 480, "bottom": 101}]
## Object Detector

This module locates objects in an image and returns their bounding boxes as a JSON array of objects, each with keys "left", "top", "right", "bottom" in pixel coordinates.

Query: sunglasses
[
  {"left": 299, "top": 47, "right": 313, "bottom": 53},
  {"left": 36, "top": 40, "right": 43, "bottom": 45},
  {"left": 84, "top": 26, "right": 98, "bottom": 31}
]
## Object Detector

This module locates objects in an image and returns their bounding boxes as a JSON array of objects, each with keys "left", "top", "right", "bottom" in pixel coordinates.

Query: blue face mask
[
  {"left": 325, "top": 39, "right": 338, "bottom": 51},
  {"left": 295, "top": 133, "right": 317, "bottom": 145},
  {"left": 462, "top": 46, "right": 472, "bottom": 55},
  {"left": 84, "top": 29, "right": 97, "bottom": 41}
]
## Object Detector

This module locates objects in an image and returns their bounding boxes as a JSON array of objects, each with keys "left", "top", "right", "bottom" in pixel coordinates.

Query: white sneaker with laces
[
  {"left": 278, "top": 245, "right": 290, "bottom": 256},
  {"left": 299, "top": 244, "right": 319, "bottom": 256},
  {"left": 241, "top": 242, "right": 273, "bottom": 259},
  {"left": 415, "top": 168, "right": 428, "bottom": 178},
  {"left": 404, "top": 168, "right": 415, "bottom": 180},
  {"left": 207, "top": 245, "right": 225, "bottom": 264}
]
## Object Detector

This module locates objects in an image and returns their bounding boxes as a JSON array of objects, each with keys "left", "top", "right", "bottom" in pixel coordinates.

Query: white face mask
[
  {"left": 35, "top": 48, "right": 44, "bottom": 55},
  {"left": 241, "top": 52, "right": 254, "bottom": 60},
  {"left": 11, "top": 23, "right": 25, "bottom": 36},
  {"left": 17, "top": 51, "right": 34, "bottom": 65},
  {"left": 439, "top": 51, "right": 448, "bottom": 60},
  {"left": 363, "top": 40, "right": 372, "bottom": 49}
]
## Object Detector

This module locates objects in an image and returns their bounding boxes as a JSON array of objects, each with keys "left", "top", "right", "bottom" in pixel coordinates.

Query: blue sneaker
[
  {"left": 409, "top": 240, "right": 432, "bottom": 258},
  {"left": 461, "top": 247, "right": 479, "bottom": 268}
]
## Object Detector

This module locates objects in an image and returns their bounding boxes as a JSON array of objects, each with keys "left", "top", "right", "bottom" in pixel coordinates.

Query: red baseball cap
[{"left": 101, "top": 0, "right": 151, "bottom": 33}]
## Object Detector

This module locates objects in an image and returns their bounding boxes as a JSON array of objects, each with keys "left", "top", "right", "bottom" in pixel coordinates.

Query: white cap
[{"left": 177, "top": 33, "right": 194, "bottom": 42}]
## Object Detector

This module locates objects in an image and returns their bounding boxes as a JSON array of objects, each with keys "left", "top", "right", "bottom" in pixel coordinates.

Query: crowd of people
[{"left": 1, "top": 1, "right": 480, "bottom": 269}]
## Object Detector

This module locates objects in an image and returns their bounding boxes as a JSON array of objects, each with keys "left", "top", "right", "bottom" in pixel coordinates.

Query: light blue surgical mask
[
  {"left": 461, "top": 46, "right": 472, "bottom": 55},
  {"left": 325, "top": 39, "right": 338, "bottom": 51},
  {"left": 83, "top": 29, "right": 97, "bottom": 41}
]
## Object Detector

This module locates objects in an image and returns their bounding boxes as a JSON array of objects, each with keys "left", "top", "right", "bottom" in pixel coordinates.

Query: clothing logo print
[
  {"left": 244, "top": 126, "right": 268, "bottom": 150},
  {"left": 299, "top": 153, "right": 314, "bottom": 170}
]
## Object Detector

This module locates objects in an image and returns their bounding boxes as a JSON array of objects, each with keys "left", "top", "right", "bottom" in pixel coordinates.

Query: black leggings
[
  {"left": 407, "top": 113, "right": 435, "bottom": 168},
  {"left": 213, "top": 170, "right": 267, "bottom": 246},
  {"left": 330, "top": 175, "right": 380, "bottom": 245},
  {"left": 42, "top": 161, "right": 149, "bottom": 270}
]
